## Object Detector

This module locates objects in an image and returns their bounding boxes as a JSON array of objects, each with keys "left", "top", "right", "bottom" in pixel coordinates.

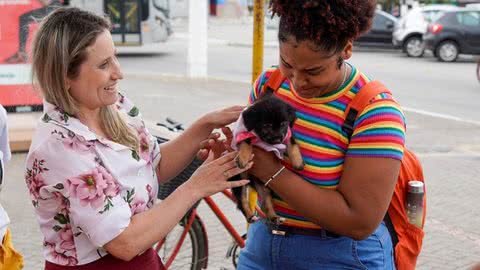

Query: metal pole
[
  {"left": 249, "top": 0, "right": 265, "bottom": 215},
  {"left": 251, "top": 0, "right": 265, "bottom": 83}
]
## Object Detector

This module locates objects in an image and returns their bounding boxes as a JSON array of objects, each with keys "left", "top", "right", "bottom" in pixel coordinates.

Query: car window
[
  {"left": 422, "top": 11, "right": 435, "bottom": 22},
  {"left": 423, "top": 10, "right": 447, "bottom": 23},
  {"left": 372, "top": 13, "right": 390, "bottom": 30},
  {"left": 456, "top": 11, "right": 480, "bottom": 27}
]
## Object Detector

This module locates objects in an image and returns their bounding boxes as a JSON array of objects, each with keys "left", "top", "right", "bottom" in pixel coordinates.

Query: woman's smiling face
[
  {"left": 67, "top": 30, "right": 124, "bottom": 113},
  {"left": 278, "top": 38, "right": 352, "bottom": 99}
]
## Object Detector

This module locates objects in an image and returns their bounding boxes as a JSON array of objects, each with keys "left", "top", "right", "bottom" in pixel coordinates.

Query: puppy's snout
[{"left": 267, "top": 136, "right": 283, "bottom": 144}]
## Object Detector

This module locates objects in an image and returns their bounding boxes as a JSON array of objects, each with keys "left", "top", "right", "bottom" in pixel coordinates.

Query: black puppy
[{"left": 231, "top": 89, "right": 304, "bottom": 223}]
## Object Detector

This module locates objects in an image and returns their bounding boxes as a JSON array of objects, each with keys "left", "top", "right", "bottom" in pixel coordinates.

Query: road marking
[
  {"left": 427, "top": 218, "right": 480, "bottom": 249},
  {"left": 403, "top": 107, "right": 480, "bottom": 127},
  {"left": 416, "top": 152, "right": 480, "bottom": 158},
  {"left": 122, "top": 72, "right": 480, "bottom": 127}
]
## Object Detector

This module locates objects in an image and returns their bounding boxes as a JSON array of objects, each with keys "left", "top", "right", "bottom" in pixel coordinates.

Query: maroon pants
[{"left": 45, "top": 248, "right": 165, "bottom": 270}]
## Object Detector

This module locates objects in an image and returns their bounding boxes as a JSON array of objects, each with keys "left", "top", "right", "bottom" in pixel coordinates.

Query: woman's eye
[{"left": 99, "top": 62, "right": 108, "bottom": 69}]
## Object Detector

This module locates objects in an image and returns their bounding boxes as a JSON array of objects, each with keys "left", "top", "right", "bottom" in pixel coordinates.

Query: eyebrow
[{"left": 280, "top": 55, "right": 324, "bottom": 72}]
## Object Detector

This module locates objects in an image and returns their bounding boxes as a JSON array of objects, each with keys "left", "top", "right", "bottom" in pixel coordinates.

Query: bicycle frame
[{"left": 156, "top": 188, "right": 266, "bottom": 269}]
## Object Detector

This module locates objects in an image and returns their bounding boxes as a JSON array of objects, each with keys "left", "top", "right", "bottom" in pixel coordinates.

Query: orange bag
[
  {"left": 264, "top": 69, "right": 426, "bottom": 270},
  {"left": 344, "top": 80, "right": 426, "bottom": 270}
]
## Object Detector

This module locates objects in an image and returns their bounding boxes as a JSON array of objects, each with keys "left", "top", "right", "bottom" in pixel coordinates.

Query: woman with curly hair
[{"left": 238, "top": 0, "right": 404, "bottom": 269}]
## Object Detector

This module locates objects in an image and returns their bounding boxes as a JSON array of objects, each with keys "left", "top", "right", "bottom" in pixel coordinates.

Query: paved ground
[{"left": 3, "top": 74, "right": 480, "bottom": 269}]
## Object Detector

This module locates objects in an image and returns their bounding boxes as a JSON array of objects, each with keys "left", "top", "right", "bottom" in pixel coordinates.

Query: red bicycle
[{"left": 152, "top": 119, "right": 257, "bottom": 270}]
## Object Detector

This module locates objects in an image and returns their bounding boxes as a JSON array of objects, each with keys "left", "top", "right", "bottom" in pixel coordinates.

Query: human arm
[
  {"left": 156, "top": 106, "right": 244, "bottom": 183},
  {"left": 26, "top": 122, "right": 252, "bottom": 262},
  {"left": 248, "top": 97, "right": 406, "bottom": 239},
  {"left": 250, "top": 150, "right": 399, "bottom": 240},
  {"left": 104, "top": 151, "right": 252, "bottom": 260}
]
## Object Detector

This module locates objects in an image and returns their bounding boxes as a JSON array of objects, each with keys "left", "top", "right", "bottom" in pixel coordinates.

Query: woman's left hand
[
  {"left": 197, "top": 127, "right": 234, "bottom": 160},
  {"left": 203, "top": 105, "right": 245, "bottom": 129}
]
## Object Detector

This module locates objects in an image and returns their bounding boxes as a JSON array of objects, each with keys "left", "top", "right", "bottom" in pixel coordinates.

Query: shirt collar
[{"left": 42, "top": 101, "right": 98, "bottom": 141}]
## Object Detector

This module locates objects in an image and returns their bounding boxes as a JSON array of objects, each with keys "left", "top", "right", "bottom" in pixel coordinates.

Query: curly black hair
[{"left": 270, "top": 0, "right": 376, "bottom": 54}]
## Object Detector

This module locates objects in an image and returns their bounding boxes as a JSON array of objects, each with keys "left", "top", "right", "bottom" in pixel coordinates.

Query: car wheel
[
  {"left": 435, "top": 40, "right": 459, "bottom": 62},
  {"left": 404, "top": 36, "right": 424, "bottom": 58}
]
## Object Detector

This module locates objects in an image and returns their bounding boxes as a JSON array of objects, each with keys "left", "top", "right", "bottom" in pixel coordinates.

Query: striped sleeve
[
  {"left": 248, "top": 67, "right": 277, "bottom": 104},
  {"left": 346, "top": 95, "right": 406, "bottom": 160}
]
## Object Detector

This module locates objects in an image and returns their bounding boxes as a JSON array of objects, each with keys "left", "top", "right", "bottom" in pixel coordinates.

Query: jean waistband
[{"left": 264, "top": 221, "right": 341, "bottom": 238}]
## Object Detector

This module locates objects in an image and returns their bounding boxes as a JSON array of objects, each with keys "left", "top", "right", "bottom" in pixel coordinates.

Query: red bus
[{"left": 0, "top": 0, "right": 171, "bottom": 112}]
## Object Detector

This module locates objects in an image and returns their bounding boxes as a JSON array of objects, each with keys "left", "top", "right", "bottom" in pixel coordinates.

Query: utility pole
[
  {"left": 251, "top": 0, "right": 265, "bottom": 83},
  {"left": 188, "top": 0, "right": 208, "bottom": 78},
  {"left": 249, "top": 0, "right": 265, "bottom": 216}
]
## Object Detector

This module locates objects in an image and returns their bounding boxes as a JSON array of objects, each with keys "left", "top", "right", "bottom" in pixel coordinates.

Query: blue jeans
[{"left": 237, "top": 221, "right": 396, "bottom": 270}]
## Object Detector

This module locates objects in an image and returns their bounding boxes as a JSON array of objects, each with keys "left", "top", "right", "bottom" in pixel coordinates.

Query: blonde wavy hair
[{"left": 31, "top": 7, "right": 139, "bottom": 150}]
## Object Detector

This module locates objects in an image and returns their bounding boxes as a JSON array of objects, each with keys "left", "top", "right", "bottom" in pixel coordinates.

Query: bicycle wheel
[{"left": 155, "top": 214, "right": 208, "bottom": 270}]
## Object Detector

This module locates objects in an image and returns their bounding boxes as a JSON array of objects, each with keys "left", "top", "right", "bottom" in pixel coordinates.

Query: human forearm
[
  {"left": 104, "top": 182, "right": 201, "bottom": 260},
  {"left": 156, "top": 116, "right": 212, "bottom": 182},
  {"left": 266, "top": 169, "right": 385, "bottom": 239},
  {"left": 105, "top": 151, "right": 252, "bottom": 260}
]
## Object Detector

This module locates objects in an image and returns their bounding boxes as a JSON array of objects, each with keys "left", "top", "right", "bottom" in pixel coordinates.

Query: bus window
[{"left": 141, "top": 0, "right": 149, "bottom": 21}]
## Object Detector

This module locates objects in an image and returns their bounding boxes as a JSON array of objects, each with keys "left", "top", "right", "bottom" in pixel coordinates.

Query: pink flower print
[
  {"left": 26, "top": 172, "right": 46, "bottom": 201},
  {"left": 130, "top": 196, "right": 146, "bottom": 215},
  {"left": 138, "top": 128, "right": 151, "bottom": 163},
  {"left": 62, "top": 134, "right": 92, "bottom": 152},
  {"left": 66, "top": 166, "right": 119, "bottom": 210},
  {"left": 146, "top": 184, "right": 155, "bottom": 209},
  {"left": 45, "top": 241, "right": 78, "bottom": 266},
  {"left": 59, "top": 224, "right": 76, "bottom": 253}
]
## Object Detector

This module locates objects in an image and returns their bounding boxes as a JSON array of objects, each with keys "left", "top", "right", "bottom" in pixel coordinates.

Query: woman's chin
[{"left": 296, "top": 90, "right": 318, "bottom": 99}]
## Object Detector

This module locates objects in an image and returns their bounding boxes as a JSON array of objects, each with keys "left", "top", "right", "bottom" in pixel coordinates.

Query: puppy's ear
[
  {"left": 287, "top": 105, "right": 297, "bottom": 127},
  {"left": 242, "top": 106, "right": 257, "bottom": 131},
  {"left": 259, "top": 87, "right": 274, "bottom": 99}
]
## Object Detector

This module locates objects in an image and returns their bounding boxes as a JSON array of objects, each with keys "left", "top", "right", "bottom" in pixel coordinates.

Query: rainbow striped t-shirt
[{"left": 249, "top": 64, "right": 406, "bottom": 229}]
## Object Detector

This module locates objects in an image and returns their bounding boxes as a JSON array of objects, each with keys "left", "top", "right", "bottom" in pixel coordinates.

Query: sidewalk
[
  {"left": 5, "top": 74, "right": 480, "bottom": 269},
  {"left": 171, "top": 16, "right": 280, "bottom": 48}
]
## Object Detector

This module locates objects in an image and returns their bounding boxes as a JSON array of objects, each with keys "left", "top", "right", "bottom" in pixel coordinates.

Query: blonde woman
[{"left": 25, "top": 7, "right": 251, "bottom": 270}]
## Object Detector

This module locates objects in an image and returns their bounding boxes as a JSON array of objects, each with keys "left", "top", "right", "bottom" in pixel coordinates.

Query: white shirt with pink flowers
[{"left": 24, "top": 94, "right": 161, "bottom": 266}]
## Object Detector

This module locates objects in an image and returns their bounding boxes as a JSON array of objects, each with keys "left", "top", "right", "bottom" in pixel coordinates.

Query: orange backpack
[{"left": 264, "top": 69, "right": 426, "bottom": 270}]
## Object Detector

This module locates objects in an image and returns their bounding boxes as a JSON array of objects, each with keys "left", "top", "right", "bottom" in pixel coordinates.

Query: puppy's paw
[
  {"left": 269, "top": 215, "right": 285, "bottom": 226},
  {"left": 247, "top": 215, "right": 260, "bottom": 223},
  {"left": 288, "top": 143, "right": 304, "bottom": 170},
  {"left": 235, "top": 155, "right": 249, "bottom": 169},
  {"left": 292, "top": 160, "right": 305, "bottom": 171},
  {"left": 236, "top": 141, "right": 252, "bottom": 169}
]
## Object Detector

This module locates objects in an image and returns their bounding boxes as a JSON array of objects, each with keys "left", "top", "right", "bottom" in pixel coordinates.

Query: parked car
[
  {"left": 424, "top": 8, "right": 480, "bottom": 62},
  {"left": 355, "top": 10, "right": 398, "bottom": 48},
  {"left": 393, "top": 5, "right": 460, "bottom": 57}
]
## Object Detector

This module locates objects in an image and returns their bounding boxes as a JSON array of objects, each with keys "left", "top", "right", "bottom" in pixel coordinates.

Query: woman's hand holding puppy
[{"left": 184, "top": 151, "right": 253, "bottom": 200}]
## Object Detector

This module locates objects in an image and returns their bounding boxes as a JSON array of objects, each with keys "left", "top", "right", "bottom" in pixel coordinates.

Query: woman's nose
[
  {"left": 291, "top": 72, "right": 307, "bottom": 89},
  {"left": 112, "top": 60, "right": 124, "bottom": 80}
]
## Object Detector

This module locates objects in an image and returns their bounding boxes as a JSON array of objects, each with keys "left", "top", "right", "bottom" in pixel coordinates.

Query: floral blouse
[{"left": 24, "top": 94, "right": 161, "bottom": 266}]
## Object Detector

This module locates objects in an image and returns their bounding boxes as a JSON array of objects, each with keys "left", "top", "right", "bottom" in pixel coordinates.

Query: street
[{"left": 3, "top": 18, "right": 480, "bottom": 269}]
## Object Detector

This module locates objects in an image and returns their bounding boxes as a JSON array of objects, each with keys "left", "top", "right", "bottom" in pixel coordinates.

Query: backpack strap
[
  {"left": 262, "top": 68, "right": 285, "bottom": 93},
  {"left": 342, "top": 81, "right": 392, "bottom": 139}
]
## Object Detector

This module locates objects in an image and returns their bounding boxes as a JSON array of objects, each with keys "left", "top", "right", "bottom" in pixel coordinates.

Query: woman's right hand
[{"left": 185, "top": 151, "right": 252, "bottom": 199}]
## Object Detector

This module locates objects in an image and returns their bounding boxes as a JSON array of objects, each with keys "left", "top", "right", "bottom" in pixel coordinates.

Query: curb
[
  {"left": 173, "top": 33, "right": 279, "bottom": 48},
  {"left": 8, "top": 112, "right": 42, "bottom": 153}
]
